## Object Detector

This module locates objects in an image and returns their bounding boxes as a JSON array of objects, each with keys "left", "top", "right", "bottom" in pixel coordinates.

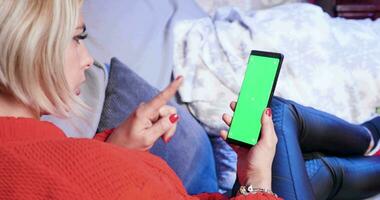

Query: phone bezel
[{"left": 226, "top": 50, "right": 284, "bottom": 148}]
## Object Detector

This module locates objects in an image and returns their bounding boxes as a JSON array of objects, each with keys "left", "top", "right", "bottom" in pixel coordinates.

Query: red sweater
[{"left": 0, "top": 117, "right": 281, "bottom": 200}]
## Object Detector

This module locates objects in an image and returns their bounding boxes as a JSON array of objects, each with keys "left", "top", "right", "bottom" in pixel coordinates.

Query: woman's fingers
[
  {"left": 221, "top": 112, "right": 240, "bottom": 152},
  {"left": 144, "top": 114, "right": 179, "bottom": 144},
  {"left": 140, "top": 76, "right": 183, "bottom": 120},
  {"left": 221, "top": 105, "right": 277, "bottom": 155},
  {"left": 159, "top": 105, "right": 177, "bottom": 117},
  {"left": 219, "top": 130, "right": 248, "bottom": 154},
  {"left": 163, "top": 124, "right": 177, "bottom": 143},
  {"left": 222, "top": 113, "right": 232, "bottom": 126},
  {"left": 158, "top": 105, "right": 177, "bottom": 142},
  {"left": 258, "top": 108, "right": 278, "bottom": 147},
  {"left": 230, "top": 101, "right": 236, "bottom": 111},
  {"left": 220, "top": 102, "right": 235, "bottom": 139},
  {"left": 220, "top": 129, "right": 228, "bottom": 140}
]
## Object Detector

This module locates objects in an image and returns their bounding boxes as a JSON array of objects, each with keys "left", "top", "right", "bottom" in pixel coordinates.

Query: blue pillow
[{"left": 97, "top": 58, "right": 218, "bottom": 194}]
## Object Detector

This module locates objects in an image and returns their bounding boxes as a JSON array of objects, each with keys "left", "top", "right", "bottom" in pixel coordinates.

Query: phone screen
[{"left": 227, "top": 50, "right": 283, "bottom": 147}]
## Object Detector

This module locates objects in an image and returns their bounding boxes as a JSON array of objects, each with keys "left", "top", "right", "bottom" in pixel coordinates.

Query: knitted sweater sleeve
[{"left": 93, "top": 129, "right": 114, "bottom": 142}]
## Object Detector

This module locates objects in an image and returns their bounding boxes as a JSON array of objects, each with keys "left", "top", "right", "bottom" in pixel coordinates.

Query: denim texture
[{"left": 271, "top": 97, "right": 380, "bottom": 200}]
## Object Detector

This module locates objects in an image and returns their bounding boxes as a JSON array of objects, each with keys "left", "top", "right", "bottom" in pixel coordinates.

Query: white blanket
[{"left": 173, "top": 3, "right": 380, "bottom": 135}]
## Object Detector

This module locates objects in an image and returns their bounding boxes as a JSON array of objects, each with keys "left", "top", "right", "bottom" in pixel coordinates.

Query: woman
[{"left": 0, "top": 1, "right": 279, "bottom": 199}]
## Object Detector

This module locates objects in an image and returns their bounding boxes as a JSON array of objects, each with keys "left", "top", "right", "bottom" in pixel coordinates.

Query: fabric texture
[
  {"left": 0, "top": 117, "right": 282, "bottom": 200},
  {"left": 82, "top": 0, "right": 206, "bottom": 90},
  {"left": 270, "top": 97, "right": 380, "bottom": 200},
  {"left": 305, "top": 155, "right": 380, "bottom": 200},
  {"left": 195, "top": 0, "right": 306, "bottom": 15},
  {"left": 42, "top": 61, "right": 108, "bottom": 138},
  {"left": 97, "top": 58, "right": 219, "bottom": 194},
  {"left": 173, "top": 3, "right": 380, "bottom": 139}
]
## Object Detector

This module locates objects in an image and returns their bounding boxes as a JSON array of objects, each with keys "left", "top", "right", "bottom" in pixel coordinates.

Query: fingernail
[
  {"left": 169, "top": 114, "right": 179, "bottom": 123},
  {"left": 266, "top": 108, "right": 272, "bottom": 117},
  {"left": 175, "top": 76, "right": 183, "bottom": 81}
]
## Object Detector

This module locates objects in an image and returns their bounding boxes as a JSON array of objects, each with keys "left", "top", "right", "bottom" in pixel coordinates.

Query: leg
[
  {"left": 273, "top": 97, "right": 371, "bottom": 156},
  {"left": 306, "top": 154, "right": 380, "bottom": 200},
  {"left": 270, "top": 97, "right": 316, "bottom": 199},
  {"left": 270, "top": 96, "right": 378, "bottom": 200}
]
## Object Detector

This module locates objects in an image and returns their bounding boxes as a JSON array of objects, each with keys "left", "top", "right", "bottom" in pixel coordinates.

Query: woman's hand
[
  {"left": 106, "top": 77, "right": 183, "bottom": 151},
  {"left": 220, "top": 102, "right": 278, "bottom": 190}
]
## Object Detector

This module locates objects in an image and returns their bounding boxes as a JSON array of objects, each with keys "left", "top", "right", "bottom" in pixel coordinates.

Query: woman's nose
[
  {"left": 84, "top": 56, "right": 94, "bottom": 69},
  {"left": 81, "top": 44, "right": 94, "bottom": 69}
]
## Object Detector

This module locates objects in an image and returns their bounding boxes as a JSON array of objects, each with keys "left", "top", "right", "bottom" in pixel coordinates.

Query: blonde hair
[{"left": 0, "top": 0, "right": 84, "bottom": 117}]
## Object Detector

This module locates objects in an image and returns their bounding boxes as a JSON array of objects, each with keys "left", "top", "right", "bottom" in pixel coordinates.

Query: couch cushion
[
  {"left": 97, "top": 58, "right": 218, "bottom": 194},
  {"left": 82, "top": 0, "right": 207, "bottom": 90}
]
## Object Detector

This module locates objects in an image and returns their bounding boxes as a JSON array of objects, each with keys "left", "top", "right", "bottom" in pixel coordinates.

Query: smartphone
[{"left": 227, "top": 50, "right": 283, "bottom": 147}]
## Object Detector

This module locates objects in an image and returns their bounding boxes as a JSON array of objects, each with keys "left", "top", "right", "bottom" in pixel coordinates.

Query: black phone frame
[{"left": 226, "top": 50, "right": 284, "bottom": 148}]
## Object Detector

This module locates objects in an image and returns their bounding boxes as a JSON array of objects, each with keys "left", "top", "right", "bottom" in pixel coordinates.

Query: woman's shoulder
[
  {"left": 0, "top": 128, "right": 186, "bottom": 199},
  {"left": 0, "top": 117, "right": 66, "bottom": 143},
  {"left": 0, "top": 117, "right": 190, "bottom": 199}
]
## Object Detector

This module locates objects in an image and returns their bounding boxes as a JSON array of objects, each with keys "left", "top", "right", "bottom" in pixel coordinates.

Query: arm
[
  {"left": 93, "top": 129, "right": 114, "bottom": 142},
  {"left": 218, "top": 103, "right": 279, "bottom": 200}
]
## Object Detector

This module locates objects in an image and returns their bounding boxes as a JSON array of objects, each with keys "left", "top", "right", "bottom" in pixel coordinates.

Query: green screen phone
[{"left": 227, "top": 50, "right": 283, "bottom": 147}]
